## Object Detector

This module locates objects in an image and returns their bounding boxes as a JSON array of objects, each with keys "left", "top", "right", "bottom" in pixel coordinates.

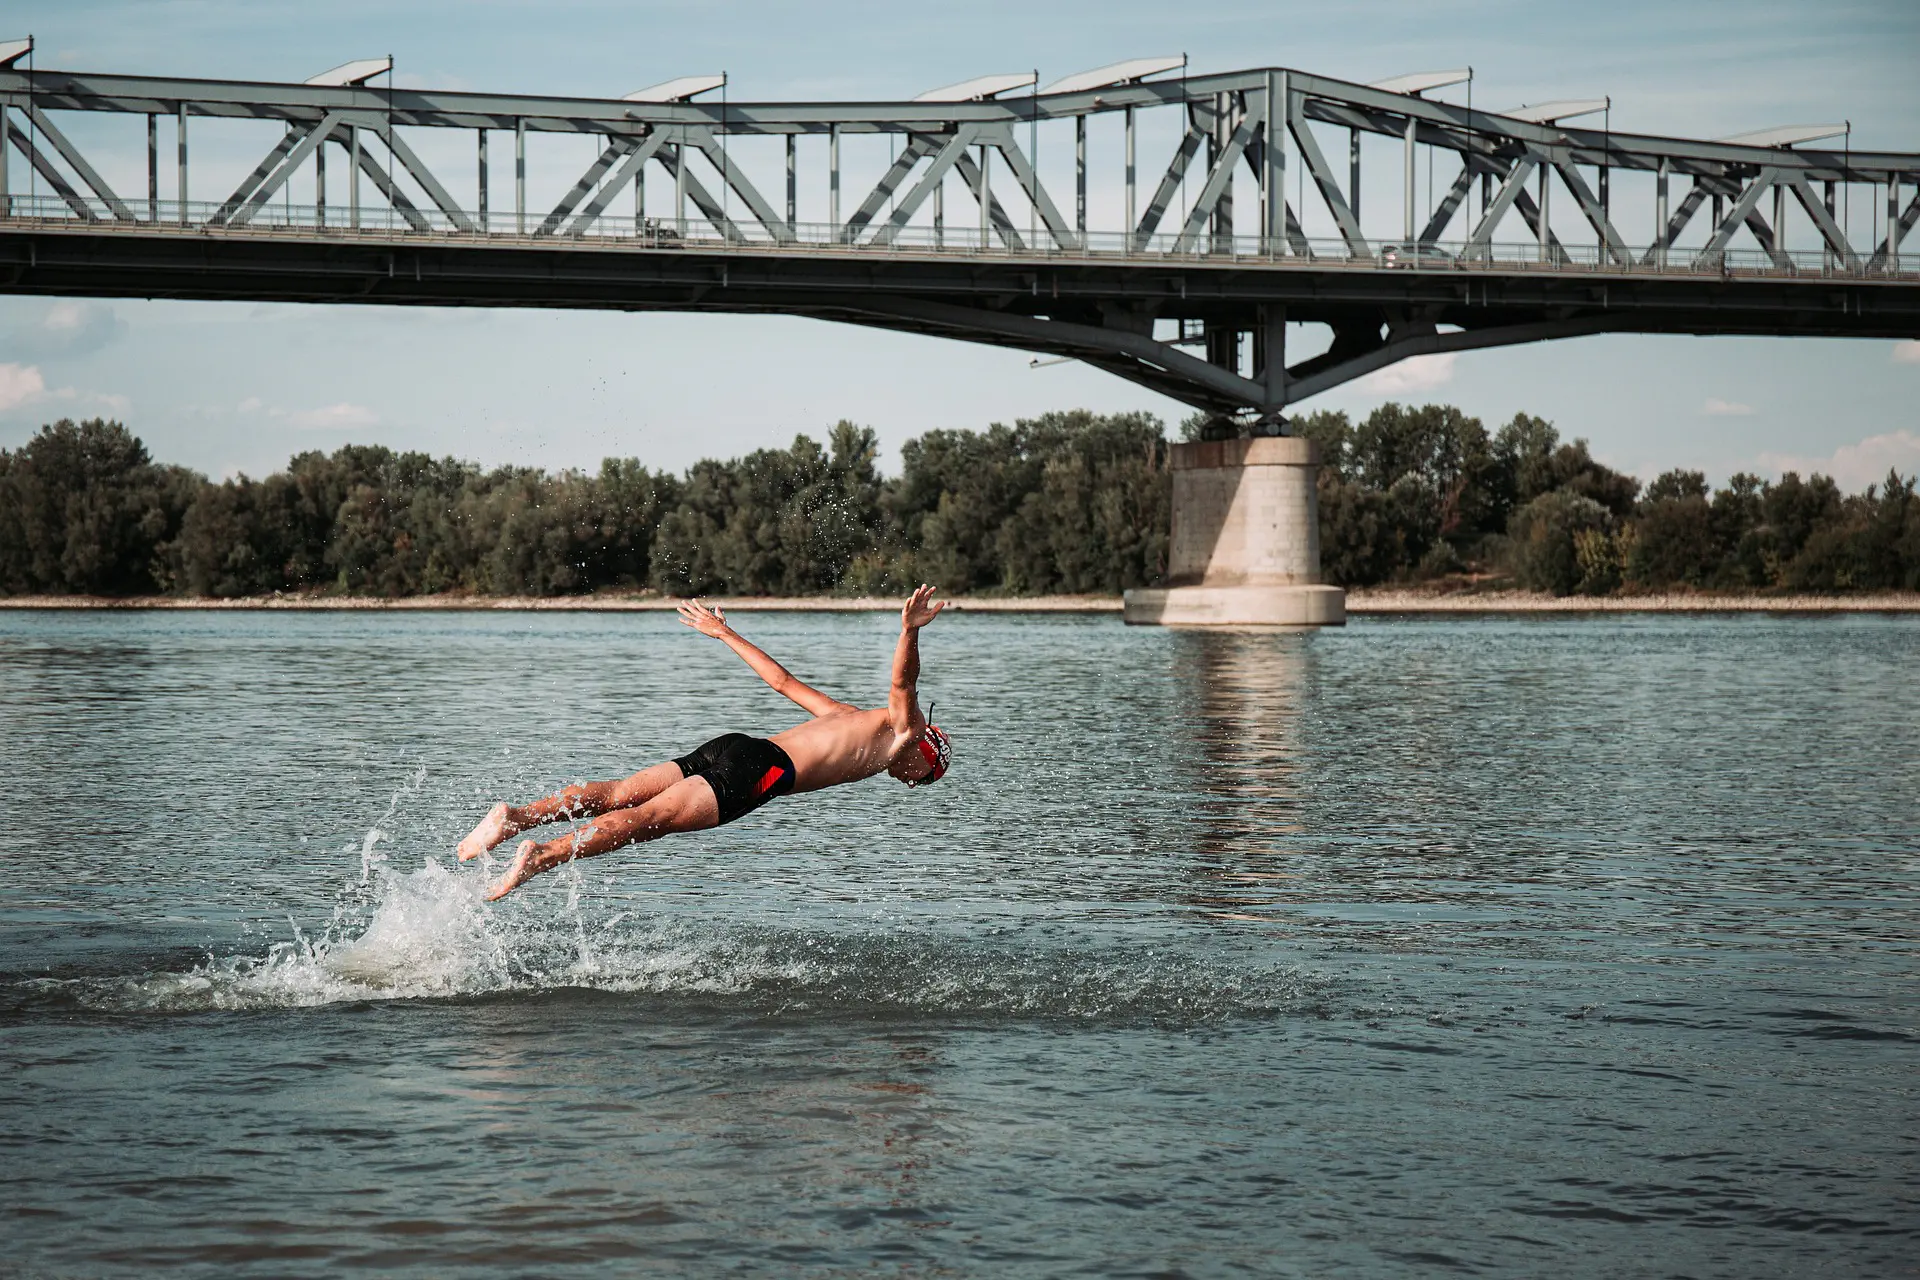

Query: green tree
[
  {"left": 891, "top": 423, "right": 1039, "bottom": 591},
  {"left": 0, "top": 418, "right": 200, "bottom": 594},
  {"left": 888, "top": 409, "right": 1169, "bottom": 593},
  {"left": 651, "top": 424, "right": 887, "bottom": 595},
  {"left": 13, "top": 406, "right": 1914, "bottom": 604},
  {"left": 1508, "top": 489, "right": 1615, "bottom": 594},
  {"left": 1627, "top": 469, "right": 1718, "bottom": 588},
  {"left": 995, "top": 411, "right": 1169, "bottom": 592},
  {"left": 1301, "top": 403, "right": 1504, "bottom": 584}
]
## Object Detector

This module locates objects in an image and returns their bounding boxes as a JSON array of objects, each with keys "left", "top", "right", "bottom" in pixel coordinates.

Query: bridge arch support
[{"left": 1124, "top": 437, "right": 1345, "bottom": 627}]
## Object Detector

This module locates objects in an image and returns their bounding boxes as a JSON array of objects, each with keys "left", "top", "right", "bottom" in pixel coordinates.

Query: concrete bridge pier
[{"left": 1124, "top": 437, "right": 1346, "bottom": 627}]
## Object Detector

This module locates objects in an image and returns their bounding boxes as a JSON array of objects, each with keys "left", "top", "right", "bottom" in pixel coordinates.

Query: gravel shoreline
[
  {"left": 0, "top": 593, "right": 1120, "bottom": 613},
  {"left": 1346, "top": 589, "right": 1920, "bottom": 613},
  {"left": 4, "top": 591, "right": 1918, "bottom": 613}
]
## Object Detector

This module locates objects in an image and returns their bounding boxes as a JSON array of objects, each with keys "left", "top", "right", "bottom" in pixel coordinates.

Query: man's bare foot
[
  {"left": 486, "top": 839, "right": 542, "bottom": 901},
  {"left": 457, "top": 803, "right": 515, "bottom": 862}
]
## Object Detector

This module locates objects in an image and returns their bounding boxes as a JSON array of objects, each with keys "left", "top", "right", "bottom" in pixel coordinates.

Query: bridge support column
[{"left": 1124, "top": 437, "right": 1345, "bottom": 627}]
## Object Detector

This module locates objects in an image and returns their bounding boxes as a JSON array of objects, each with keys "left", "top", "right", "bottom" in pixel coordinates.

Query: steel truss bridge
[{"left": 1, "top": 55, "right": 1916, "bottom": 420}]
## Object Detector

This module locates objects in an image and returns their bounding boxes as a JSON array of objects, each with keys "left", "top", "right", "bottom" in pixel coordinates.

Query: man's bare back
[
  {"left": 770, "top": 708, "right": 901, "bottom": 791},
  {"left": 457, "top": 586, "right": 950, "bottom": 899}
]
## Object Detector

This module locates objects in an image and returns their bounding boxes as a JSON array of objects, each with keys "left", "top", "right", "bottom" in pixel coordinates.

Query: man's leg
[
  {"left": 457, "top": 761, "right": 686, "bottom": 861},
  {"left": 486, "top": 774, "right": 721, "bottom": 900}
]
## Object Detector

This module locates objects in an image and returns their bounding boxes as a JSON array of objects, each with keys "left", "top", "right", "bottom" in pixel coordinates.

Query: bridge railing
[{"left": 3, "top": 194, "right": 1913, "bottom": 281}]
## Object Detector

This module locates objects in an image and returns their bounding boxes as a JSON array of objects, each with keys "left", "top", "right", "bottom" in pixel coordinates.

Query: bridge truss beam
[{"left": 1, "top": 62, "right": 1916, "bottom": 422}]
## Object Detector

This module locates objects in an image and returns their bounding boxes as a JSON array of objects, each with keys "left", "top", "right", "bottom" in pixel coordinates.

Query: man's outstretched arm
[
  {"left": 889, "top": 585, "right": 945, "bottom": 748},
  {"left": 678, "top": 600, "right": 850, "bottom": 717}
]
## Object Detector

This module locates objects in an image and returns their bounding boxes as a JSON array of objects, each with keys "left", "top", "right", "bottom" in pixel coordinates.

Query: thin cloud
[
  {"left": 1356, "top": 352, "right": 1457, "bottom": 395},
  {"left": 43, "top": 386, "right": 133, "bottom": 414},
  {"left": 1, "top": 302, "right": 126, "bottom": 362},
  {"left": 0, "top": 363, "right": 128, "bottom": 418},
  {"left": 0, "top": 363, "right": 47, "bottom": 413},
  {"left": 1702, "top": 398, "right": 1755, "bottom": 416},
  {"left": 1760, "top": 429, "right": 1920, "bottom": 490},
  {"left": 35, "top": 301, "right": 126, "bottom": 356},
  {"left": 288, "top": 402, "right": 380, "bottom": 430},
  {"left": 44, "top": 302, "right": 88, "bottom": 331}
]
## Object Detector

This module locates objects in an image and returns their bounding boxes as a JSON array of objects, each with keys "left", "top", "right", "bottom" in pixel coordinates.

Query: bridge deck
[{"left": 4, "top": 198, "right": 1913, "bottom": 284}]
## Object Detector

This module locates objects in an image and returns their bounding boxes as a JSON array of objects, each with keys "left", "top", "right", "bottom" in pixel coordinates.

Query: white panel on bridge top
[
  {"left": 1369, "top": 69, "right": 1471, "bottom": 97},
  {"left": 0, "top": 37, "right": 31, "bottom": 69},
  {"left": 1501, "top": 98, "right": 1608, "bottom": 124},
  {"left": 624, "top": 74, "right": 726, "bottom": 103},
  {"left": 1719, "top": 123, "right": 1849, "bottom": 148},
  {"left": 305, "top": 57, "right": 392, "bottom": 87},
  {"left": 1041, "top": 56, "right": 1185, "bottom": 96},
  {"left": 913, "top": 72, "right": 1038, "bottom": 103}
]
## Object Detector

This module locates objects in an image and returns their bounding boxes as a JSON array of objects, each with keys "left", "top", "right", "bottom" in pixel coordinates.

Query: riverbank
[
  {"left": 0, "top": 592, "right": 1121, "bottom": 612},
  {"left": 1347, "top": 588, "right": 1920, "bottom": 613},
  {"left": 4, "top": 590, "right": 1919, "bottom": 613}
]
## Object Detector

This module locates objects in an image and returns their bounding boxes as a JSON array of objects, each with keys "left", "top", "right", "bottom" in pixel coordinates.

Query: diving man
[{"left": 458, "top": 585, "right": 952, "bottom": 900}]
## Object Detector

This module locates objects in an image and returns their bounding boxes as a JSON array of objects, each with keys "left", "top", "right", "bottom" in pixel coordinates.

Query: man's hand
[
  {"left": 901, "top": 584, "right": 946, "bottom": 631},
  {"left": 677, "top": 599, "right": 733, "bottom": 639}
]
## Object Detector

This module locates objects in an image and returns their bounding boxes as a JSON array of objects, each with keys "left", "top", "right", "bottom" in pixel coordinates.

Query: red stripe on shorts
[{"left": 756, "top": 764, "right": 787, "bottom": 795}]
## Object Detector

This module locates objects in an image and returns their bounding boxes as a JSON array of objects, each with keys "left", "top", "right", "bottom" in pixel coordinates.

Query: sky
[{"left": 1, "top": 0, "right": 1917, "bottom": 489}]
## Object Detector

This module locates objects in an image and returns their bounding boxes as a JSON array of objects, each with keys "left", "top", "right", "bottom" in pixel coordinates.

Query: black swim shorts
[{"left": 672, "top": 733, "right": 797, "bottom": 826}]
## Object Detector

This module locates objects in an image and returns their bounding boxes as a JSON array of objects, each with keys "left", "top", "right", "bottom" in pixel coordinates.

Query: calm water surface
[{"left": 1, "top": 609, "right": 1915, "bottom": 1277}]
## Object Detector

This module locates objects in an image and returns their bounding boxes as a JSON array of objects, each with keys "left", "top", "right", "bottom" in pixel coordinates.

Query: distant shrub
[{"left": 1508, "top": 490, "right": 1614, "bottom": 595}]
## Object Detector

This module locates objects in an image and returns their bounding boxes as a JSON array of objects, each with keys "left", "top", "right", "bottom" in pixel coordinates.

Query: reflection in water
[
  {"left": 442, "top": 1013, "right": 954, "bottom": 1251},
  {"left": 4, "top": 611, "right": 1916, "bottom": 1277},
  {"left": 1171, "top": 630, "right": 1313, "bottom": 922}
]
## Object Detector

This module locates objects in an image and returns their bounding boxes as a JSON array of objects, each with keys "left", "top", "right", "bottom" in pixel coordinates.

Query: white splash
[
  {"left": 320, "top": 859, "right": 505, "bottom": 991},
  {"left": 28, "top": 764, "right": 1328, "bottom": 1021}
]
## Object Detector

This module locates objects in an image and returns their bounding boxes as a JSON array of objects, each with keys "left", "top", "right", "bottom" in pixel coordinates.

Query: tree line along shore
[{"left": 2, "top": 408, "right": 1916, "bottom": 601}]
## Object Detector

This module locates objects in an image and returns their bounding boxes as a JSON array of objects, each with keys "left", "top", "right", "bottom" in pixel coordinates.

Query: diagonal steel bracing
[
  {"left": 367, "top": 121, "right": 475, "bottom": 233},
  {"left": 224, "top": 114, "right": 347, "bottom": 227},
  {"left": 1, "top": 59, "right": 1915, "bottom": 423},
  {"left": 325, "top": 133, "right": 432, "bottom": 231},
  {"left": 873, "top": 128, "right": 979, "bottom": 245},
  {"left": 1134, "top": 109, "right": 1207, "bottom": 245},
  {"left": 4, "top": 120, "right": 99, "bottom": 219},
  {"left": 845, "top": 136, "right": 937, "bottom": 240},
  {"left": 654, "top": 145, "right": 744, "bottom": 241},
  {"left": 564, "top": 132, "right": 670, "bottom": 235},
  {"left": 1550, "top": 160, "right": 1632, "bottom": 266},
  {"left": 1418, "top": 161, "right": 1480, "bottom": 247},
  {"left": 1240, "top": 126, "right": 1312, "bottom": 256},
  {"left": 20, "top": 104, "right": 133, "bottom": 220},
  {"left": 1645, "top": 181, "right": 1709, "bottom": 264},
  {"left": 982, "top": 126, "right": 1076, "bottom": 250},
  {"left": 214, "top": 123, "right": 316, "bottom": 225},
  {"left": 1174, "top": 105, "right": 1260, "bottom": 252},
  {"left": 685, "top": 127, "right": 793, "bottom": 243},
  {"left": 1700, "top": 169, "right": 1785, "bottom": 263},
  {"left": 540, "top": 134, "right": 641, "bottom": 236},
  {"left": 1788, "top": 179, "right": 1861, "bottom": 268},
  {"left": 1287, "top": 100, "right": 1368, "bottom": 255},
  {"left": 1510, "top": 185, "right": 1570, "bottom": 264},
  {"left": 951, "top": 150, "right": 1025, "bottom": 250},
  {"left": 1467, "top": 157, "right": 1537, "bottom": 250}
]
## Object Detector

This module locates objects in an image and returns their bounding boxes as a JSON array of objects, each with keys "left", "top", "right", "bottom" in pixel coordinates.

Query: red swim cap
[{"left": 910, "top": 724, "right": 951, "bottom": 786}]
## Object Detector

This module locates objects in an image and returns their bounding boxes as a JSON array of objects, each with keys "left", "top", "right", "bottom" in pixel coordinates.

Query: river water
[{"left": 0, "top": 609, "right": 1914, "bottom": 1276}]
